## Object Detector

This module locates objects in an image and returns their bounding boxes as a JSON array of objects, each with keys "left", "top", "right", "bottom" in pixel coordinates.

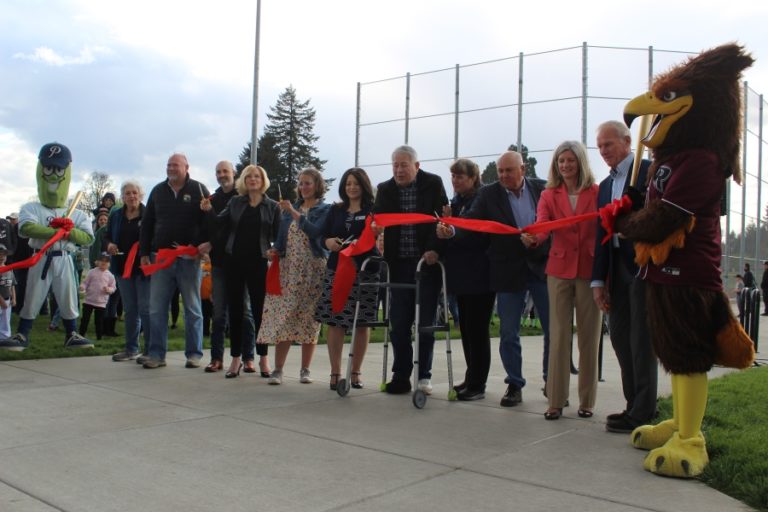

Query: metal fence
[{"left": 354, "top": 42, "right": 768, "bottom": 289}]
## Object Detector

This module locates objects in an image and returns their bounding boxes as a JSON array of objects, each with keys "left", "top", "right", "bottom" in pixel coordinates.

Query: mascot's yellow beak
[{"left": 624, "top": 91, "right": 693, "bottom": 148}]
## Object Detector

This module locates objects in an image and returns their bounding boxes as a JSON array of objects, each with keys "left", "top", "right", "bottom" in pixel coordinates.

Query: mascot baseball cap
[{"left": 38, "top": 142, "right": 72, "bottom": 169}]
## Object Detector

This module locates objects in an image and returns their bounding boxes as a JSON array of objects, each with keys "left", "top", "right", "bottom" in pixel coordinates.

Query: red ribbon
[
  {"left": 122, "top": 242, "right": 140, "bottom": 279},
  {"left": 140, "top": 245, "right": 199, "bottom": 276},
  {"left": 266, "top": 255, "right": 282, "bottom": 295},
  {"left": 0, "top": 219, "right": 72, "bottom": 274},
  {"left": 598, "top": 195, "right": 633, "bottom": 244},
  {"left": 329, "top": 195, "right": 635, "bottom": 311},
  {"left": 331, "top": 216, "right": 378, "bottom": 312}
]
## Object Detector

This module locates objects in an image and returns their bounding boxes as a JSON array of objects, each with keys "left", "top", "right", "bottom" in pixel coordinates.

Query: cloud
[
  {"left": 13, "top": 45, "right": 112, "bottom": 67},
  {"left": 0, "top": 130, "right": 38, "bottom": 215}
]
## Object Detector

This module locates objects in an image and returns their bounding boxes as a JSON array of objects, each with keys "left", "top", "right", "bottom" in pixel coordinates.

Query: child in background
[
  {"left": 79, "top": 253, "right": 116, "bottom": 340},
  {"left": 200, "top": 254, "right": 213, "bottom": 337},
  {"left": 0, "top": 244, "right": 16, "bottom": 338}
]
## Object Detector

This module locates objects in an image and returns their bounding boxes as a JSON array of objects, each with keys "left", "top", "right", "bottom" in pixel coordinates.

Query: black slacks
[
  {"left": 456, "top": 292, "right": 496, "bottom": 391},
  {"left": 608, "top": 259, "right": 658, "bottom": 424}
]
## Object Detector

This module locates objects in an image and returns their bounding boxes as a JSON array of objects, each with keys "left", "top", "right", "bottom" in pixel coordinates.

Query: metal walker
[
  {"left": 409, "top": 258, "right": 456, "bottom": 408},
  {"left": 337, "top": 255, "right": 456, "bottom": 408}
]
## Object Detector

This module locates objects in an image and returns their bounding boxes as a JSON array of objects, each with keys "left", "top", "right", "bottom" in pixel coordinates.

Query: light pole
[{"left": 250, "top": 0, "right": 262, "bottom": 166}]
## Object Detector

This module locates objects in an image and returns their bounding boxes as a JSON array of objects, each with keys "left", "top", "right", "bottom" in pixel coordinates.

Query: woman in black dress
[{"left": 314, "top": 168, "right": 378, "bottom": 389}]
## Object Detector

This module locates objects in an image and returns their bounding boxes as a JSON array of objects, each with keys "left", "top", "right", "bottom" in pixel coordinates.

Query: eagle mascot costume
[{"left": 616, "top": 43, "right": 755, "bottom": 478}]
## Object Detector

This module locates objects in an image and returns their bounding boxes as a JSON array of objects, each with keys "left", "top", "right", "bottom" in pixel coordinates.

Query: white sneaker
[
  {"left": 417, "top": 379, "right": 433, "bottom": 395},
  {"left": 299, "top": 367, "right": 313, "bottom": 384},
  {"left": 268, "top": 369, "right": 283, "bottom": 385}
]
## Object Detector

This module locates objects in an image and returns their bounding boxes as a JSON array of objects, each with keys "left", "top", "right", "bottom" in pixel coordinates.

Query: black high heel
[
  {"left": 225, "top": 363, "right": 243, "bottom": 379},
  {"left": 259, "top": 359, "right": 271, "bottom": 378},
  {"left": 329, "top": 373, "right": 340, "bottom": 391},
  {"left": 351, "top": 372, "right": 364, "bottom": 389}
]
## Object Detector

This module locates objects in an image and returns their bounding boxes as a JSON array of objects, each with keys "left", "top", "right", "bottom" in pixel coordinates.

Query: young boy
[
  {"left": 0, "top": 244, "right": 16, "bottom": 338},
  {"left": 79, "top": 253, "right": 116, "bottom": 340}
]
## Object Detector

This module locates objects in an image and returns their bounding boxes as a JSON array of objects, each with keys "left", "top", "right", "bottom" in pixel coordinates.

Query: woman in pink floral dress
[{"left": 258, "top": 168, "right": 330, "bottom": 385}]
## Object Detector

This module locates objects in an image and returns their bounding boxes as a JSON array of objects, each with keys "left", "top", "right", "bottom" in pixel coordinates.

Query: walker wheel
[
  {"left": 379, "top": 382, "right": 387, "bottom": 392},
  {"left": 337, "top": 379, "right": 350, "bottom": 397},
  {"left": 412, "top": 389, "right": 427, "bottom": 409},
  {"left": 448, "top": 389, "right": 458, "bottom": 401}
]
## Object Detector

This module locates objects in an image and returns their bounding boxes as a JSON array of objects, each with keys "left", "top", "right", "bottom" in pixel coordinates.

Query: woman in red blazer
[{"left": 535, "top": 141, "right": 602, "bottom": 420}]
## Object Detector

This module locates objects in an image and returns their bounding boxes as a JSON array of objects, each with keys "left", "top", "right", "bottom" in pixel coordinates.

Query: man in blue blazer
[
  {"left": 462, "top": 151, "right": 551, "bottom": 407},
  {"left": 591, "top": 120, "right": 657, "bottom": 433}
]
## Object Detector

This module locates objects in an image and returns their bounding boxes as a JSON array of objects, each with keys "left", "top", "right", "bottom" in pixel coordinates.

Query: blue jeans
[
  {"left": 388, "top": 258, "right": 441, "bottom": 380},
  {"left": 497, "top": 276, "right": 550, "bottom": 389},
  {"left": 210, "top": 266, "right": 256, "bottom": 361},
  {"left": 147, "top": 256, "right": 203, "bottom": 361},
  {"left": 117, "top": 275, "right": 150, "bottom": 354}
]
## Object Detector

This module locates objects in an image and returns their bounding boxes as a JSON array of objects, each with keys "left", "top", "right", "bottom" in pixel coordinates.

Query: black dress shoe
[
  {"left": 385, "top": 377, "right": 411, "bottom": 394},
  {"left": 606, "top": 410, "right": 627, "bottom": 422},
  {"left": 457, "top": 388, "right": 485, "bottom": 401},
  {"left": 453, "top": 381, "right": 468, "bottom": 393},
  {"left": 500, "top": 384, "right": 522, "bottom": 407},
  {"left": 605, "top": 415, "right": 637, "bottom": 433}
]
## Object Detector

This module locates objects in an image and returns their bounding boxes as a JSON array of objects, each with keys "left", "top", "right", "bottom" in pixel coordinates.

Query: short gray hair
[
  {"left": 120, "top": 179, "right": 145, "bottom": 201},
  {"left": 597, "top": 120, "right": 631, "bottom": 139},
  {"left": 392, "top": 145, "right": 418, "bottom": 163}
]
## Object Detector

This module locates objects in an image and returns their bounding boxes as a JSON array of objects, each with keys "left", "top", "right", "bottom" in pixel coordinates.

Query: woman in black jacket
[
  {"left": 202, "top": 165, "right": 280, "bottom": 378},
  {"left": 437, "top": 159, "right": 495, "bottom": 400}
]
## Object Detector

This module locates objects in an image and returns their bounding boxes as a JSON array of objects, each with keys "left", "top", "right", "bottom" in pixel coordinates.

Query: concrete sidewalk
[{"left": 0, "top": 334, "right": 756, "bottom": 512}]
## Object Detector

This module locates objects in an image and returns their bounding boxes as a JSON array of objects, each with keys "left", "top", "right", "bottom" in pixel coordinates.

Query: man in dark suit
[
  {"left": 373, "top": 145, "right": 448, "bottom": 395},
  {"left": 461, "top": 150, "right": 550, "bottom": 407},
  {"left": 592, "top": 120, "right": 657, "bottom": 433}
]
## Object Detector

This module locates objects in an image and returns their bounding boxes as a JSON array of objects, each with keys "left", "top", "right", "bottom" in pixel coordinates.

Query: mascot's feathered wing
[{"left": 617, "top": 43, "right": 755, "bottom": 478}]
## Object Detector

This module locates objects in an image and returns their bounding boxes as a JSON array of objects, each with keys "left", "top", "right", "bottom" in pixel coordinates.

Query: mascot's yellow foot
[
  {"left": 643, "top": 432, "right": 708, "bottom": 478},
  {"left": 632, "top": 419, "right": 676, "bottom": 451}
]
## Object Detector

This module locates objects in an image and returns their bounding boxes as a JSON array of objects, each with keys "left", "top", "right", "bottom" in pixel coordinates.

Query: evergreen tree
[
  {"left": 267, "top": 86, "right": 326, "bottom": 201},
  {"left": 481, "top": 143, "right": 538, "bottom": 184},
  {"left": 236, "top": 135, "right": 285, "bottom": 198}
]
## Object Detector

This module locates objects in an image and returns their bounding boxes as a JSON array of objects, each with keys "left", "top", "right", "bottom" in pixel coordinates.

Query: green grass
[
  {"left": 654, "top": 366, "right": 768, "bottom": 511},
  {"left": 0, "top": 310, "right": 542, "bottom": 360},
  {"left": 0, "top": 311, "right": 191, "bottom": 360}
]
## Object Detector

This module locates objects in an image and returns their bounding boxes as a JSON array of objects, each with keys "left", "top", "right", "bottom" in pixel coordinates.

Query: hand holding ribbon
[
  {"left": 140, "top": 245, "right": 199, "bottom": 276},
  {"left": 49, "top": 217, "right": 74, "bottom": 232},
  {"left": 598, "top": 194, "right": 633, "bottom": 244}
]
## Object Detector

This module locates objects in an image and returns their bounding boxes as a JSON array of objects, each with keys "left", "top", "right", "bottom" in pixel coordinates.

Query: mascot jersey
[
  {"left": 641, "top": 149, "right": 723, "bottom": 291},
  {"left": 18, "top": 204, "right": 92, "bottom": 320},
  {"left": 19, "top": 204, "right": 91, "bottom": 253}
]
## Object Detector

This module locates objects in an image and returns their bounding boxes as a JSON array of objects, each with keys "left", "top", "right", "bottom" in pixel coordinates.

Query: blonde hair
[
  {"left": 546, "top": 141, "right": 595, "bottom": 191},
  {"left": 236, "top": 165, "right": 270, "bottom": 195}
]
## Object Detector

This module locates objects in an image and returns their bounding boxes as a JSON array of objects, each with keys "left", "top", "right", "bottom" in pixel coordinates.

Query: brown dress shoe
[{"left": 204, "top": 359, "right": 223, "bottom": 373}]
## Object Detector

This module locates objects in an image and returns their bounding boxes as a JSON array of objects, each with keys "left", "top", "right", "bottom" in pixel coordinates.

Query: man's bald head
[{"left": 497, "top": 151, "right": 526, "bottom": 193}]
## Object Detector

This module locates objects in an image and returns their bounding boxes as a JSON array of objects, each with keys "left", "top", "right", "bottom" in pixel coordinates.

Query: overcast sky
[{"left": 2, "top": 0, "right": 767, "bottom": 218}]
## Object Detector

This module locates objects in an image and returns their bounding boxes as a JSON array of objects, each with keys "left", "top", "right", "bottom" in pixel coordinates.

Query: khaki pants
[{"left": 544, "top": 275, "right": 602, "bottom": 410}]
